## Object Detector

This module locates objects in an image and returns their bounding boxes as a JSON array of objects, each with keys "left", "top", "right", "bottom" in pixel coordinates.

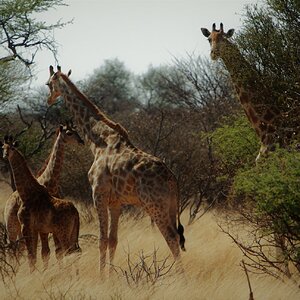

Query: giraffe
[
  {"left": 201, "top": 23, "right": 290, "bottom": 275},
  {"left": 4, "top": 122, "right": 83, "bottom": 268},
  {"left": 201, "top": 23, "right": 282, "bottom": 162},
  {"left": 46, "top": 65, "right": 186, "bottom": 274},
  {"left": 1, "top": 135, "right": 81, "bottom": 272}
]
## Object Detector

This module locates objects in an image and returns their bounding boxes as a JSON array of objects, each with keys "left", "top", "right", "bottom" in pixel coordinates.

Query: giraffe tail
[
  {"left": 177, "top": 220, "right": 186, "bottom": 252},
  {"left": 174, "top": 178, "right": 186, "bottom": 252}
]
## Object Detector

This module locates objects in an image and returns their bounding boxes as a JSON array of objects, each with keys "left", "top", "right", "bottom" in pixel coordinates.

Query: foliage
[
  {"left": 211, "top": 115, "right": 259, "bottom": 170},
  {"left": 207, "top": 115, "right": 259, "bottom": 208},
  {"left": 234, "top": 148, "right": 300, "bottom": 234},
  {"left": 0, "top": 0, "right": 70, "bottom": 124},
  {"left": 0, "top": 61, "right": 29, "bottom": 107},
  {"left": 228, "top": 148, "right": 300, "bottom": 277},
  {"left": 0, "top": 0, "right": 69, "bottom": 66},
  {"left": 137, "top": 64, "right": 190, "bottom": 108},
  {"left": 236, "top": 0, "right": 300, "bottom": 142},
  {"left": 81, "top": 58, "right": 140, "bottom": 115}
]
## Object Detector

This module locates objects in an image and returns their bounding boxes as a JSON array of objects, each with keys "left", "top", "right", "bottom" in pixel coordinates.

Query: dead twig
[{"left": 241, "top": 260, "right": 254, "bottom": 300}]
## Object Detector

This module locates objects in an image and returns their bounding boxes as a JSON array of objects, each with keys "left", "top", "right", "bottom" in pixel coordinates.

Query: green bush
[
  {"left": 233, "top": 148, "right": 300, "bottom": 269},
  {"left": 211, "top": 115, "right": 258, "bottom": 169}
]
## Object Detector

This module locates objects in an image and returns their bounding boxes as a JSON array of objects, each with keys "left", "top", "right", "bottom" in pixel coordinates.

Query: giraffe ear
[
  {"left": 226, "top": 29, "right": 235, "bottom": 38},
  {"left": 59, "top": 124, "right": 64, "bottom": 132},
  {"left": 13, "top": 141, "right": 19, "bottom": 148},
  {"left": 201, "top": 28, "right": 211, "bottom": 37},
  {"left": 49, "top": 65, "right": 54, "bottom": 76},
  {"left": 67, "top": 70, "right": 72, "bottom": 77}
]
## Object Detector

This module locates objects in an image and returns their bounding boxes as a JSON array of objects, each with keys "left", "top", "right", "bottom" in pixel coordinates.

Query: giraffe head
[
  {"left": 46, "top": 65, "right": 71, "bottom": 105},
  {"left": 201, "top": 23, "right": 235, "bottom": 60},
  {"left": 58, "top": 121, "right": 85, "bottom": 145},
  {"left": 1, "top": 135, "right": 19, "bottom": 160}
]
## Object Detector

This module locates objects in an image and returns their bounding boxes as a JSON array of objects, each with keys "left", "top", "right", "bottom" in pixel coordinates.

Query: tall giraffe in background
[
  {"left": 201, "top": 23, "right": 282, "bottom": 162},
  {"left": 3, "top": 124, "right": 83, "bottom": 269},
  {"left": 46, "top": 66, "right": 185, "bottom": 274},
  {"left": 201, "top": 23, "right": 291, "bottom": 275}
]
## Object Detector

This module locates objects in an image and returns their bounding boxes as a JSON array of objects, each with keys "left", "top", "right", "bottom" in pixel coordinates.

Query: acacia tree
[
  {"left": 0, "top": 0, "right": 69, "bottom": 66},
  {"left": 80, "top": 58, "right": 140, "bottom": 115},
  {"left": 0, "top": 0, "right": 70, "bottom": 190}
]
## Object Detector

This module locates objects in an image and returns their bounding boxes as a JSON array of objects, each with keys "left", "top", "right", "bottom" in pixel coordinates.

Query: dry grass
[{"left": 0, "top": 182, "right": 299, "bottom": 299}]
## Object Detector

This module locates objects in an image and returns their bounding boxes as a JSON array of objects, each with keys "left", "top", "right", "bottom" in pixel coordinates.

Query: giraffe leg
[
  {"left": 53, "top": 234, "right": 63, "bottom": 268},
  {"left": 6, "top": 215, "right": 22, "bottom": 255},
  {"left": 153, "top": 215, "right": 186, "bottom": 275},
  {"left": 145, "top": 206, "right": 181, "bottom": 260},
  {"left": 22, "top": 225, "right": 38, "bottom": 272},
  {"left": 95, "top": 195, "right": 109, "bottom": 273},
  {"left": 40, "top": 233, "right": 50, "bottom": 270},
  {"left": 108, "top": 206, "right": 121, "bottom": 273},
  {"left": 6, "top": 215, "right": 20, "bottom": 244}
]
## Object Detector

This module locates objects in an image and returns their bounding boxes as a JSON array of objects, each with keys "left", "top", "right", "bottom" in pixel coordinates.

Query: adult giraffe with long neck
[
  {"left": 46, "top": 65, "right": 186, "bottom": 274},
  {"left": 201, "top": 23, "right": 281, "bottom": 162}
]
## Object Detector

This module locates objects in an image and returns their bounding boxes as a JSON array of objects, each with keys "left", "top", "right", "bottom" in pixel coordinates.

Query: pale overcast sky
[{"left": 33, "top": 0, "right": 254, "bottom": 86}]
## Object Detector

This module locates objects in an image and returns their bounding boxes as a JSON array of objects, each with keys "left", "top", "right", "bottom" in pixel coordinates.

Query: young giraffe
[
  {"left": 4, "top": 123, "right": 84, "bottom": 268},
  {"left": 1, "top": 135, "right": 81, "bottom": 272},
  {"left": 46, "top": 66, "right": 186, "bottom": 274},
  {"left": 201, "top": 23, "right": 282, "bottom": 162}
]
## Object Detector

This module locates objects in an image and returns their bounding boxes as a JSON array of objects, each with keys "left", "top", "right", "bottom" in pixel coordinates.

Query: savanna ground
[{"left": 0, "top": 182, "right": 299, "bottom": 300}]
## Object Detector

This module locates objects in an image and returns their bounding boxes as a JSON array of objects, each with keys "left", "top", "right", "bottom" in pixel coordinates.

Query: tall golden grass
[{"left": 0, "top": 182, "right": 299, "bottom": 299}]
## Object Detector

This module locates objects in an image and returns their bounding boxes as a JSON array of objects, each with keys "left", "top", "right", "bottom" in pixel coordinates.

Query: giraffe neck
[
  {"left": 8, "top": 150, "right": 48, "bottom": 203},
  {"left": 57, "top": 75, "right": 127, "bottom": 149},
  {"left": 36, "top": 131, "right": 65, "bottom": 196},
  {"left": 220, "top": 39, "right": 278, "bottom": 143},
  {"left": 220, "top": 39, "right": 264, "bottom": 95}
]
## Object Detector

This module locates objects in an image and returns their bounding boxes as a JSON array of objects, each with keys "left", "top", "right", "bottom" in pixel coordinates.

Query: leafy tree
[
  {"left": 0, "top": 0, "right": 72, "bottom": 190},
  {"left": 137, "top": 64, "right": 190, "bottom": 108},
  {"left": 208, "top": 115, "right": 259, "bottom": 209},
  {"left": 212, "top": 115, "right": 259, "bottom": 171},
  {"left": 81, "top": 58, "right": 140, "bottom": 115},
  {"left": 236, "top": 0, "right": 300, "bottom": 145},
  {"left": 0, "top": 61, "right": 28, "bottom": 108},
  {"left": 0, "top": 0, "right": 70, "bottom": 108},
  {"left": 230, "top": 148, "right": 300, "bottom": 278},
  {"left": 0, "top": 0, "right": 69, "bottom": 66}
]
